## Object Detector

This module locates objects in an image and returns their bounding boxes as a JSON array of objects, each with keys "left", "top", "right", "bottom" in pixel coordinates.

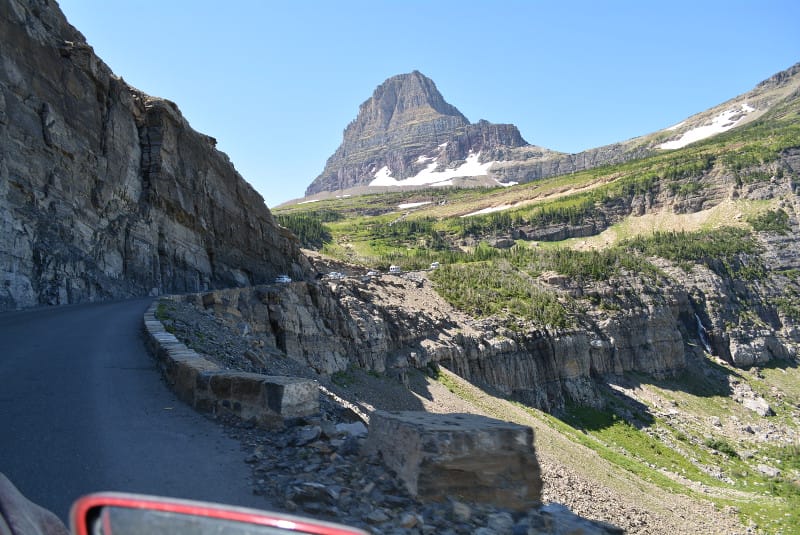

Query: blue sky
[{"left": 57, "top": 1, "right": 799, "bottom": 207}]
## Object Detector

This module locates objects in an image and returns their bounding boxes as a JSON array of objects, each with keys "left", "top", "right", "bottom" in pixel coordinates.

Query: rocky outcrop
[
  {"left": 445, "top": 120, "right": 529, "bottom": 162},
  {"left": 658, "top": 232, "right": 800, "bottom": 370},
  {"left": 305, "top": 71, "right": 533, "bottom": 194},
  {"left": 441, "top": 287, "right": 689, "bottom": 411},
  {"left": 170, "top": 273, "right": 692, "bottom": 412},
  {"left": 756, "top": 62, "right": 800, "bottom": 90},
  {"left": 167, "top": 211, "right": 800, "bottom": 410},
  {"left": 365, "top": 411, "right": 542, "bottom": 510},
  {"left": 489, "top": 141, "right": 655, "bottom": 184},
  {"left": 0, "top": 0, "right": 308, "bottom": 310}
]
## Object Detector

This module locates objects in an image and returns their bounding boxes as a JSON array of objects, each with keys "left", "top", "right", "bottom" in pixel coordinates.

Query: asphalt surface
[{"left": 0, "top": 298, "right": 266, "bottom": 522}]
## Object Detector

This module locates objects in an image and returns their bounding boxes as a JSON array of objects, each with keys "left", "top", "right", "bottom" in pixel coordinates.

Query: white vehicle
[
  {"left": 430, "top": 261, "right": 440, "bottom": 270},
  {"left": 388, "top": 265, "right": 402, "bottom": 274},
  {"left": 361, "top": 271, "right": 379, "bottom": 283},
  {"left": 274, "top": 274, "right": 292, "bottom": 283}
]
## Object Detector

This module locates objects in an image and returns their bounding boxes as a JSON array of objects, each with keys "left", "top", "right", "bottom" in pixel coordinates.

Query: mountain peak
[
  {"left": 344, "top": 71, "right": 468, "bottom": 142},
  {"left": 756, "top": 61, "right": 800, "bottom": 90},
  {"left": 305, "top": 72, "right": 527, "bottom": 196},
  {"left": 376, "top": 71, "right": 465, "bottom": 119}
]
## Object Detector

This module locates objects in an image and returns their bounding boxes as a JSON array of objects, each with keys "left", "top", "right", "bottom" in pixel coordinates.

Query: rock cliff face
[
  {"left": 176, "top": 272, "right": 694, "bottom": 412},
  {"left": 489, "top": 142, "right": 655, "bottom": 185},
  {"left": 0, "top": 0, "right": 308, "bottom": 310},
  {"left": 306, "top": 67, "right": 653, "bottom": 195},
  {"left": 305, "top": 71, "right": 533, "bottom": 195},
  {"left": 301, "top": 71, "right": 664, "bottom": 196}
]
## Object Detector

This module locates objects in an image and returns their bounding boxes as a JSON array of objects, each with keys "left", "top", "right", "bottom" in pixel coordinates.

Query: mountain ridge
[{"left": 302, "top": 62, "right": 800, "bottom": 201}]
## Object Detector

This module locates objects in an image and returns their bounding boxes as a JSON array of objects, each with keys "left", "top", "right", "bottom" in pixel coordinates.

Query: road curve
[{"left": 0, "top": 298, "right": 265, "bottom": 521}]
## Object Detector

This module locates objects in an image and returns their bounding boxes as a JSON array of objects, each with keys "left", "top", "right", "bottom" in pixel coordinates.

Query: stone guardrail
[
  {"left": 142, "top": 300, "right": 319, "bottom": 428},
  {"left": 143, "top": 299, "right": 544, "bottom": 511}
]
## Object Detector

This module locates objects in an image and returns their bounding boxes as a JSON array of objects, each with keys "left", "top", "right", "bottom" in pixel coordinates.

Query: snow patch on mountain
[
  {"left": 398, "top": 201, "right": 432, "bottom": 209},
  {"left": 373, "top": 166, "right": 394, "bottom": 183},
  {"left": 369, "top": 152, "right": 497, "bottom": 187},
  {"left": 658, "top": 103, "right": 756, "bottom": 150},
  {"left": 462, "top": 204, "right": 515, "bottom": 217}
]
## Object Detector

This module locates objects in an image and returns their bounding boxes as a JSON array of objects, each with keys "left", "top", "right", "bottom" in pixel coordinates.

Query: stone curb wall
[
  {"left": 365, "top": 410, "right": 542, "bottom": 511},
  {"left": 142, "top": 300, "right": 319, "bottom": 427}
]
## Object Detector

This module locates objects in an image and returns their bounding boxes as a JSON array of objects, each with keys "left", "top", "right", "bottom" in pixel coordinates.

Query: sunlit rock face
[
  {"left": 303, "top": 70, "right": 657, "bottom": 197},
  {"left": 0, "top": 0, "right": 309, "bottom": 310},
  {"left": 177, "top": 276, "right": 691, "bottom": 413},
  {"left": 305, "top": 71, "right": 531, "bottom": 195},
  {"left": 306, "top": 63, "right": 800, "bottom": 198}
]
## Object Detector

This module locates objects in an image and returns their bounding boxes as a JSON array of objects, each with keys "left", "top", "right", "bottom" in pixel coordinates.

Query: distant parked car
[
  {"left": 366, "top": 271, "right": 378, "bottom": 277},
  {"left": 430, "top": 261, "right": 440, "bottom": 270},
  {"left": 388, "top": 265, "right": 402, "bottom": 274},
  {"left": 274, "top": 274, "right": 292, "bottom": 283}
]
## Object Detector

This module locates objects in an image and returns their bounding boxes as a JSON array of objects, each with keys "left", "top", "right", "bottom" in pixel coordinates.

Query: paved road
[{"left": 0, "top": 299, "right": 265, "bottom": 521}]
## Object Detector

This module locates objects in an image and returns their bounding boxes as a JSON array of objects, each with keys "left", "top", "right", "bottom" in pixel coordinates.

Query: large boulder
[{"left": 364, "top": 410, "right": 542, "bottom": 511}]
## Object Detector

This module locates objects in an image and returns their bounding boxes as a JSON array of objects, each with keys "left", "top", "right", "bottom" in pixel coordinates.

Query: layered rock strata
[
  {"left": 306, "top": 71, "right": 534, "bottom": 194},
  {"left": 0, "top": 0, "right": 308, "bottom": 310},
  {"left": 170, "top": 210, "right": 799, "bottom": 412},
  {"left": 172, "top": 275, "right": 691, "bottom": 412}
]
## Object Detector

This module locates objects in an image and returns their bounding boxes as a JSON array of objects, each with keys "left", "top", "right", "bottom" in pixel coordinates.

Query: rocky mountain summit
[
  {"left": 305, "top": 71, "right": 538, "bottom": 195},
  {"left": 0, "top": 0, "right": 309, "bottom": 310}
]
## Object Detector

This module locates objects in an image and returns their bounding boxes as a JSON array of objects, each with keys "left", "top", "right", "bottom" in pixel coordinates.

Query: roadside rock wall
[{"left": 0, "top": 0, "right": 308, "bottom": 310}]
